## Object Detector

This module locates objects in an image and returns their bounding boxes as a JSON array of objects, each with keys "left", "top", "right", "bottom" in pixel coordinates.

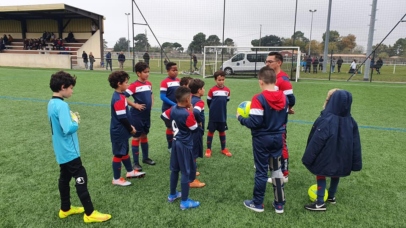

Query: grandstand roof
[{"left": 0, "top": 4, "right": 104, "bottom": 21}]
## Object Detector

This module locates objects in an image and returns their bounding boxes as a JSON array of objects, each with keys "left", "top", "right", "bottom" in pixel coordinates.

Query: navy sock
[
  {"left": 206, "top": 131, "right": 213, "bottom": 150},
  {"left": 141, "top": 138, "right": 149, "bottom": 160},
  {"left": 170, "top": 171, "right": 179, "bottom": 195},
  {"left": 316, "top": 176, "right": 327, "bottom": 204},
  {"left": 112, "top": 156, "right": 122, "bottom": 180},
  {"left": 121, "top": 155, "right": 133, "bottom": 172},
  {"left": 131, "top": 138, "right": 140, "bottom": 165},
  {"left": 219, "top": 132, "right": 226, "bottom": 150},
  {"left": 328, "top": 177, "right": 340, "bottom": 198}
]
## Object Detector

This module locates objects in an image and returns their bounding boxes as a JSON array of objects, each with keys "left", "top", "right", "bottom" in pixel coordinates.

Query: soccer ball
[
  {"left": 237, "top": 101, "right": 251, "bottom": 118},
  {"left": 308, "top": 184, "right": 328, "bottom": 202}
]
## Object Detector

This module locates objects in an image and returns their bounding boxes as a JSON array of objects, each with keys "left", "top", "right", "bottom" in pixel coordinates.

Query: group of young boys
[{"left": 47, "top": 52, "right": 362, "bottom": 223}]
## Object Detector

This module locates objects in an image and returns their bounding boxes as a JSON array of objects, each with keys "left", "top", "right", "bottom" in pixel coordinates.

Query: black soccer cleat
[
  {"left": 304, "top": 202, "right": 327, "bottom": 211},
  {"left": 143, "top": 158, "right": 156, "bottom": 165}
]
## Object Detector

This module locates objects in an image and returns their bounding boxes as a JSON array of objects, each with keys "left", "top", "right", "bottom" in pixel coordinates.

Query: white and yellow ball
[
  {"left": 308, "top": 184, "right": 328, "bottom": 202},
  {"left": 237, "top": 101, "right": 251, "bottom": 118}
]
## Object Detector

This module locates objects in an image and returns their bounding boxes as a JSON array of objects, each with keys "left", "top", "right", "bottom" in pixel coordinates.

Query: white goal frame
[{"left": 202, "top": 46, "right": 301, "bottom": 82}]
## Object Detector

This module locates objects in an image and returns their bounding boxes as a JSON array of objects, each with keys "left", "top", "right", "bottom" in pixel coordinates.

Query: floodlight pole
[
  {"left": 290, "top": 0, "right": 298, "bottom": 81},
  {"left": 221, "top": 0, "right": 226, "bottom": 64},
  {"left": 308, "top": 9, "right": 317, "bottom": 56},
  {"left": 364, "top": 0, "right": 378, "bottom": 81},
  {"left": 259, "top": 24, "right": 262, "bottom": 46},
  {"left": 125, "top": 13, "right": 130, "bottom": 58},
  {"left": 322, "top": 0, "right": 332, "bottom": 73}
]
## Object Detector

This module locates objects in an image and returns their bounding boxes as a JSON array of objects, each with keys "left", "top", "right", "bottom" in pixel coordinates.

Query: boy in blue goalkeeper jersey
[{"left": 47, "top": 71, "right": 111, "bottom": 223}]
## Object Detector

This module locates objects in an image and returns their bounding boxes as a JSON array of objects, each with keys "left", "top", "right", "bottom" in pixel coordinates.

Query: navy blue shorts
[
  {"left": 192, "top": 129, "right": 204, "bottom": 159},
  {"left": 111, "top": 140, "right": 130, "bottom": 156},
  {"left": 207, "top": 122, "right": 228, "bottom": 132},
  {"left": 170, "top": 140, "right": 196, "bottom": 181},
  {"left": 131, "top": 117, "right": 150, "bottom": 137}
]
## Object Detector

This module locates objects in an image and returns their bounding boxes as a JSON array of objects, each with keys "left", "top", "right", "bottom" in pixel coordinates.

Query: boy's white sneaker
[
  {"left": 112, "top": 177, "right": 131, "bottom": 186},
  {"left": 126, "top": 170, "right": 146, "bottom": 178}
]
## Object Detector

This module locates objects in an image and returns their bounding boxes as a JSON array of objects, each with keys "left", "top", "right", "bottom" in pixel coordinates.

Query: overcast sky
[{"left": 2, "top": 0, "right": 405, "bottom": 50}]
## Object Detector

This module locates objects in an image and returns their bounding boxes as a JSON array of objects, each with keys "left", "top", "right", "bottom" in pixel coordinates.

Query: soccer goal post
[{"left": 202, "top": 46, "right": 301, "bottom": 82}]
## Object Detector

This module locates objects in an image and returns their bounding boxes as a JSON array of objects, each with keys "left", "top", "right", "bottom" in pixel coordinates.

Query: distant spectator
[
  {"left": 192, "top": 54, "right": 198, "bottom": 71},
  {"left": 312, "top": 57, "right": 319, "bottom": 73},
  {"left": 301, "top": 57, "right": 306, "bottom": 71},
  {"left": 89, "top": 52, "right": 95, "bottom": 70},
  {"left": 118, "top": 51, "right": 126, "bottom": 70},
  {"left": 91, "top": 23, "right": 97, "bottom": 35},
  {"left": 305, "top": 55, "right": 312, "bottom": 73},
  {"left": 318, "top": 56, "right": 324, "bottom": 71},
  {"left": 349, "top": 59, "right": 357, "bottom": 74},
  {"left": 337, "top": 57, "right": 343, "bottom": 73},
  {"left": 82, "top": 51, "right": 89, "bottom": 70},
  {"left": 143, "top": 51, "right": 150, "bottom": 65},
  {"left": 369, "top": 57, "right": 375, "bottom": 71},
  {"left": 164, "top": 58, "right": 169, "bottom": 67},
  {"left": 106, "top": 52, "right": 112, "bottom": 71},
  {"left": 375, "top": 57, "right": 383, "bottom": 75},
  {"left": 331, "top": 58, "right": 336, "bottom": 73}
]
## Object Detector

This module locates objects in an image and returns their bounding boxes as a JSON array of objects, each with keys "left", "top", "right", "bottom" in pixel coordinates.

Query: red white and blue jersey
[
  {"left": 275, "top": 70, "right": 295, "bottom": 108},
  {"left": 238, "top": 90, "right": 288, "bottom": 136},
  {"left": 161, "top": 105, "right": 198, "bottom": 146},
  {"left": 110, "top": 91, "right": 131, "bottom": 142},
  {"left": 124, "top": 80, "right": 152, "bottom": 120},
  {"left": 160, "top": 77, "right": 180, "bottom": 111},
  {"left": 191, "top": 95, "right": 205, "bottom": 130},
  {"left": 207, "top": 85, "right": 230, "bottom": 122}
]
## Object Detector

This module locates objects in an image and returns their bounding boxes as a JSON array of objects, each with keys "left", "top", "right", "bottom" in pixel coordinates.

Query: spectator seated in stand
[
  {"left": 0, "top": 37, "right": 4, "bottom": 51},
  {"left": 65, "top": 32, "right": 76, "bottom": 43},
  {"left": 3, "top": 34, "right": 9, "bottom": 45},
  {"left": 7, "top": 34, "right": 13, "bottom": 44}
]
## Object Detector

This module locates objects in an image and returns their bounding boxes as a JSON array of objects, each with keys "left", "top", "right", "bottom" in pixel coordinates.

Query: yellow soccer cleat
[
  {"left": 83, "top": 210, "right": 112, "bottom": 223},
  {"left": 58, "top": 206, "right": 84, "bottom": 219}
]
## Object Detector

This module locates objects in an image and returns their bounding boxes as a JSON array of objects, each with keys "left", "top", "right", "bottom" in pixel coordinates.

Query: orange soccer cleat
[
  {"left": 205, "top": 149, "right": 212, "bottom": 158},
  {"left": 221, "top": 148, "right": 232, "bottom": 157},
  {"left": 189, "top": 179, "right": 206, "bottom": 188}
]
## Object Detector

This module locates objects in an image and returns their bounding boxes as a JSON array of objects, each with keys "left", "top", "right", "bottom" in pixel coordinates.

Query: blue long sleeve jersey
[{"left": 47, "top": 97, "right": 80, "bottom": 164}]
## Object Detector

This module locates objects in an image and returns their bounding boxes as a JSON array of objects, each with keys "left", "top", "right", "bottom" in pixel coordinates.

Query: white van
[{"left": 220, "top": 51, "right": 268, "bottom": 75}]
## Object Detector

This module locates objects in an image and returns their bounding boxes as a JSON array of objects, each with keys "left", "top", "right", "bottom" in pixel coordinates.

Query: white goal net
[{"left": 202, "top": 46, "right": 301, "bottom": 82}]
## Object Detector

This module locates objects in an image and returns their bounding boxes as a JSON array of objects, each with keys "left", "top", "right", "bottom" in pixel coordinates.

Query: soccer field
[{"left": 1, "top": 67, "right": 405, "bottom": 227}]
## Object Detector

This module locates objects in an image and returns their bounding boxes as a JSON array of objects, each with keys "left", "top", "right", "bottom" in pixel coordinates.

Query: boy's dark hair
[
  {"left": 108, "top": 71, "right": 130, "bottom": 89},
  {"left": 213, "top": 70, "right": 225, "bottom": 79},
  {"left": 189, "top": 78, "right": 205, "bottom": 94},
  {"left": 166, "top": 62, "right": 177, "bottom": 71},
  {"left": 258, "top": 66, "right": 276, "bottom": 84},
  {"left": 268, "top": 52, "right": 284, "bottom": 63},
  {"left": 175, "top": 86, "right": 191, "bottom": 103},
  {"left": 50, "top": 71, "right": 77, "bottom": 92},
  {"left": 135, "top": 62, "right": 149, "bottom": 73},
  {"left": 180, "top": 76, "right": 193, "bottom": 86}
]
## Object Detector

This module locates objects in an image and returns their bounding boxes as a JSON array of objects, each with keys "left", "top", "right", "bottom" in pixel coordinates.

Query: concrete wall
[
  {"left": 77, "top": 30, "right": 101, "bottom": 68},
  {"left": 0, "top": 53, "right": 71, "bottom": 69}
]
